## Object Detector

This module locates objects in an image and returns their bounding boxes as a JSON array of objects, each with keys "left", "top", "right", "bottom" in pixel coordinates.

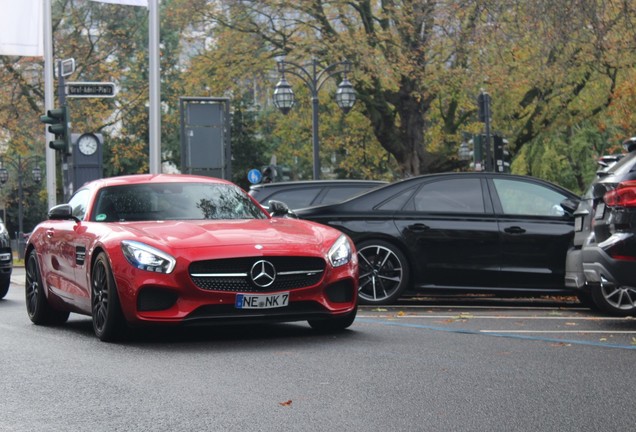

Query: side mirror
[
  {"left": 48, "top": 204, "right": 80, "bottom": 222},
  {"left": 559, "top": 198, "right": 579, "bottom": 216},
  {"left": 268, "top": 200, "right": 297, "bottom": 218}
]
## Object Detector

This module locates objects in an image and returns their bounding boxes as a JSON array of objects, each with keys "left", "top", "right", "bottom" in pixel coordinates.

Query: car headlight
[
  {"left": 121, "top": 240, "right": 176, "bottom": 274},
  {"left": 328, "top": 234, "right": 352, "bottom": 268}
]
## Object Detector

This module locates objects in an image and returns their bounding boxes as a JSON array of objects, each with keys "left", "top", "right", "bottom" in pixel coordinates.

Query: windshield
[{"left": 91, "top": 182, "right": 267, "bottom": 222}]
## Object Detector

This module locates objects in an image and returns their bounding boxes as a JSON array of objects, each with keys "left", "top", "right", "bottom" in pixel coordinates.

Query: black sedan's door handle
[
  {"left": 504, "top": 226, "right": 526, "bottom": 234},
  {"left": 408, "top": 223, "right": 430, "bottom": 232}
]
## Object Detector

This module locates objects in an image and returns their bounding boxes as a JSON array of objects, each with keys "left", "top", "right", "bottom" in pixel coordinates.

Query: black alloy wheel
[
  {"left": 591, "top": 277, "right": 636, "bottom": 317},
  {"left": 91, "top": 252, "right": 126, "bottom": 341},
  {"left": 356, "top": 240, "right": 410, "bottom": 305},
  {"left": 25, "top": 252, "right": 70, "bottom": 325},
  {"left": 308, "top": 306, "right": 357, "bottom": 332}
]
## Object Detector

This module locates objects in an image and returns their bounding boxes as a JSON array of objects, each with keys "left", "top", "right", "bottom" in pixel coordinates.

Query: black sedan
[
  {"left": 295, "top": 172, "right": 579, "bottom": 305},
  {"left": 0, "top": 218, "right": 12, "bottom": 299}
]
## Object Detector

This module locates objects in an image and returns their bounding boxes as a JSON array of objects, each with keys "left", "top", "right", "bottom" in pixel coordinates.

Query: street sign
[
  {"left": 66, "top": 82, "right": 117, "bottom": 98},
  {"left": 248, "top": 169, "right": 262, "bottom": 184},
  {"left": 57, "top": 58, "right": 75, "bottom": 78}
]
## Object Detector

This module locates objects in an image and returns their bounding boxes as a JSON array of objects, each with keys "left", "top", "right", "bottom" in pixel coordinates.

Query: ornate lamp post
[
  {"left": 273, "top": 58, "right": 356, "bottom": 180},
  {"left": 0, "top": 155, "right": 43, "bottom": 246}
]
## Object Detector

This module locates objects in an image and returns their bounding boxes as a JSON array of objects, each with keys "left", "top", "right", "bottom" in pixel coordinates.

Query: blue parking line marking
[{"left": 356, "top": 318, "right": 636, "bottom": 351}]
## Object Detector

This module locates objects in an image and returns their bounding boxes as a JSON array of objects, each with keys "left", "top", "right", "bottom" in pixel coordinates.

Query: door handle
[
  {"left": 408, "top": 223, "right": 430, "bottom": 232},
  {"left": 504, "top": 226, "right": 526, "bottom": 234},
  {"left": 46, "top": 229, "right": 54, "bottom": 238}
]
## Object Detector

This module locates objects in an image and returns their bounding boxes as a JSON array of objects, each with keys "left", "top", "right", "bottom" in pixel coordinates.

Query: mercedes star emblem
[{"left": 250, "top": 260, "right": 276, "bottom": 288}]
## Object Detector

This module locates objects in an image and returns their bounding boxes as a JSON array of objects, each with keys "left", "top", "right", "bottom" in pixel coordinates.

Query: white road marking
[
  {"left": 358, "top": 314, "right": 631, "bottom": 321},
  {"left": 480, "top": 330, "right": 636, "bottom": 334}
]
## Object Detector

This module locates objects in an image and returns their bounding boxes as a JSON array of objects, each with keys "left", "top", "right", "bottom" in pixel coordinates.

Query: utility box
[{"left": 179, "top": 97, "right": 231, "bottom": 180}]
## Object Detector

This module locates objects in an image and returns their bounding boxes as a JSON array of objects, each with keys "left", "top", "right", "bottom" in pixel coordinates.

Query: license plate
[
  {"left": 235, "top": 292, "right": 289, "bottom": 309},
  {"left": 574, "top": 216, "right": 583, "bottom": 232},
  {"left": 594, "top": 203, "right": 605, "bottom": 220}
]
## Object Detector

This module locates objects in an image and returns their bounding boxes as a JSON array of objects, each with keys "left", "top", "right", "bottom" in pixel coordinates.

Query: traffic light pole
[
  {"left": 56, "top": 61, "right": 71, "bottom": 202},
  {"left": 478, "top": 90, "right": 493, "bottom": 172},
  {"left": 43, "top": 0, "right": 57, "bottom": 209}
]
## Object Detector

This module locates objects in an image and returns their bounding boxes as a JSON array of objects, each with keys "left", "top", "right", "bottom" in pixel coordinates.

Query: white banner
[
  {"left": 90, "top": 0, "right": 148, "bottom": 6},
  {"left": 0, "top": 0, "right": 43, "bottom": 57}
]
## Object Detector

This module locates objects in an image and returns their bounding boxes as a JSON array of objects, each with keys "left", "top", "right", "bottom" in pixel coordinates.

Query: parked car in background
[
  {"left": 566, "top": 138, "right": 636, "bottom": 316},
  {"left": 295, "top": 172, "right": 579, "bottom": 305},
  {"left": 249, "top": 179, "right": 388, "bottom": 210},
  {"left": 0, "top": 218, "right": 12, "bottom": 299},
  {"left": 24, "top": 174, "right": 358, "bottom": 341}
]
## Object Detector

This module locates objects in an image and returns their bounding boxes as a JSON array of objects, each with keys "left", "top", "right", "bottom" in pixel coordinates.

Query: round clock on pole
[{"left": 77, "top": 133, "right": 99, "bottom": 156}]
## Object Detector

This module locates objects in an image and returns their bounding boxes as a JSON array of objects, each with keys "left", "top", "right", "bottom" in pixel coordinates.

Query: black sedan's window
[
  {"left": 92, "top": 183, "right": 267, "bottom": 222},
  {"left": 493, "top": 179, "right": 568, "bottom": 216},
  {"left": 268, "top": 187, "right": 322, "bottom": 209},
  {"left": 412, "top": 178, "right": 485, "bottom": 213}
]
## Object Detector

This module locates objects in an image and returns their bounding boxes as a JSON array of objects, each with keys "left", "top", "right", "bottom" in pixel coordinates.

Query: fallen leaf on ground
[{"left": 279, "top": 400, "right": 292, "bottom": 407}]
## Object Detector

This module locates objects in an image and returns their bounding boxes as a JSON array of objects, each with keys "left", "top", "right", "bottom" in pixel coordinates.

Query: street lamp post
[
  {"left": 273, "top": 58, "right": 356, "bottom": 180},
  {"left": 0, "top": 155, "right": 43, "bottom": 248}
]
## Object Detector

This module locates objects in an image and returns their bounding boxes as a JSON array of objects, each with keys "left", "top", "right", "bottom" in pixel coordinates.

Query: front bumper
[
  {"left": 113, "top": 258, "right": 358, "bottom": 326},
  {"left": 0, "top": 246, "right": 13, "bottom": 278}
]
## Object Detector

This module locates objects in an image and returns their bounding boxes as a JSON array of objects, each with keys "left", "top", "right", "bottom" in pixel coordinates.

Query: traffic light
[
  {"left": 262, "top": 165, "right": 275, "bottom": 183},
  {"left": 493, "top": 135, "right": 510, "bottom": 173},
  {"left": 40, "top": 106, "right": 71, "bottom": 155}
]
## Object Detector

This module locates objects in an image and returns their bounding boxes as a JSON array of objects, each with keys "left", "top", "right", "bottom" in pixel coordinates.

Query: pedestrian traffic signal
[
  {"left": 40, "top": 106, "right": 71, "bottom": 155},
  {"left": 493, "top": 135, "right": 511, "bottom": 173}
]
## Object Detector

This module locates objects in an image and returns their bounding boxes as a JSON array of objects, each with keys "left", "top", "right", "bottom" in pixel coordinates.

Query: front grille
[{"left": 190, "top": 256, "right": 325, "bottom": 293}]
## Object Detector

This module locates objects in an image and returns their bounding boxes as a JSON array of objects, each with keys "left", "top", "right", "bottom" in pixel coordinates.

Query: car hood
[{"left": 115, "top": 218, "right": 332, "bottom": 250}]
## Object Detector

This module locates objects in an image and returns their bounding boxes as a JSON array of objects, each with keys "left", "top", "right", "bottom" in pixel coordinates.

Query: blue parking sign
[{"left": 248, "top": 169, "right": 262, "bottom": 184}]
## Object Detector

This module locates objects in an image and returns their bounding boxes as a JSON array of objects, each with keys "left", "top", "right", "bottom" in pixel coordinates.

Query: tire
[
  {"left": 91, "top": 252, "right": 126, "bottom": 342},
  {"left": 25, "top": 252, "right": 70, "bottom": 325},
  {"left": 576, "top": 291, "right": 601, "bottom": 312},
  {"left": 590, "top": 279, "right": 636, "bottom": 317},
  {"left": 356, "top": 240, "right": 410, "bottom": 305},
  {"left": 308, "top": 306, "right": 357, "bottom": 332},
  {"left": 0, "top": 277, "right": 9, "bottom": 299}
]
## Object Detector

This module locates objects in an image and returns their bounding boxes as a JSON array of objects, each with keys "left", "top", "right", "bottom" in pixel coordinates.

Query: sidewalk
[{"left": 10, "top": 265, "right": 24, "bottom": 287}]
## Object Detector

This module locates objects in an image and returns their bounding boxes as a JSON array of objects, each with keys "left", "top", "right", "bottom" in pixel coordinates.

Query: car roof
[
  {"left": 80, "top": 174, "right": 234, "bottom": 191},
  {"left": 249, "top": 179, "right": 387, "bottom": 191}
]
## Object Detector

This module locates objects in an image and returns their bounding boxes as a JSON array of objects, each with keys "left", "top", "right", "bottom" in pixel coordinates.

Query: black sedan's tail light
[
  {"left": 604, "top": 181, "right": 636, "bottom": 208},
  {"left": 605, "top": 239, "right": 636, "bottom": 262}
]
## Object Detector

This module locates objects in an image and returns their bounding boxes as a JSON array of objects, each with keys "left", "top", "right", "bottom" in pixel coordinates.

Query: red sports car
[{"left": 25, "top": 174, "right": 358, "bottom": 341}]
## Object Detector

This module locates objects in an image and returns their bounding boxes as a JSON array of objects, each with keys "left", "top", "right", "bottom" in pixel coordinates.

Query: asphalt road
[{"left": 2, "top": 268, "right": 635, "bottom": 432}]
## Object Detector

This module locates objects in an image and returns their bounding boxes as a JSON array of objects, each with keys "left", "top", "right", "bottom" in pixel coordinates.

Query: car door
[
  {"left": 490, "top": 177, "right": 575, "bottom": 290},
  {"left": 42, "top": 189, "right": 92, "bottom": 310},
  {"left": 393, "top": 176, "right": 501, "bottom": 288}
]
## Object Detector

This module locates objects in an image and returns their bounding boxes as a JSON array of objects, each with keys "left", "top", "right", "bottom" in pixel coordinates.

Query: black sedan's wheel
[
  {"left": 308, "top": 306, "right": 357, "bottom": 332},
  {"left": 0, "top": 277, "right": 9, "bottom": 299},
  {"left": 576, "top": 291, "right": 600, "bottom": 312},
  {"left": 591, "top": 278, "right": 636, "bottom": 317},
  {"left": 92, "top": 252, "right": 126, "bottom": 341},
  {"left": 356, "top": 240, "right": 410, "bottom": 305},
  {"left": 25, "top": 252, "right": 70, "bottom": 325}
]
